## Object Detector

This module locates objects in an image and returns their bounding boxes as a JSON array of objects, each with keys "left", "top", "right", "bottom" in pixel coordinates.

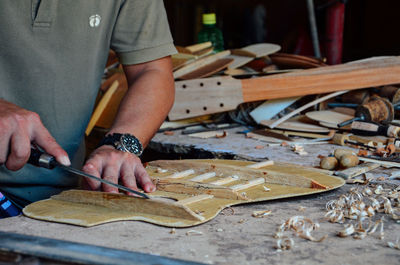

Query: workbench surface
[{"left": 1, "top": 127, "right": 399, "bottom": 265}]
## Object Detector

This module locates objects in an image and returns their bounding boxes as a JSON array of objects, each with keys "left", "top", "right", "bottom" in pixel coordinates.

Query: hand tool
[
  {"left": 332, "top": 133, "right": 377, "bottom": 151},
  {"left": 28, "top": 148, "right": 149, "bottom": 199},
  {"left": 350, "top": 120, "right": 400, "bottom": 137},
  {"left": 337, "top": 96, "right": 394, "bottom": 127}
]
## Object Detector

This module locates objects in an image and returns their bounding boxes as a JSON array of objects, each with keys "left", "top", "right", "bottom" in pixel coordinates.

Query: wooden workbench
[{"left": 1, "top": 127, "right": 399, "bottom": 265}]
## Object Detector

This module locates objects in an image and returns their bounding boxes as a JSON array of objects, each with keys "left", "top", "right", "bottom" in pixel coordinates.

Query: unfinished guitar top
[{"left": 23, "top": 159, "right": 344, "bottom": 228}]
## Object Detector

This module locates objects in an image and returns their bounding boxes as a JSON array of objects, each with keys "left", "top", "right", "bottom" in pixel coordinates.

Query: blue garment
[{"left": 0, "top": 192, "right": 21, "bottom": 219}]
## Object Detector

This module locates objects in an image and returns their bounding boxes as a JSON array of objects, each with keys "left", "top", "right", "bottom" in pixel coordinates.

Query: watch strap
[{"left": 98, "top": 133, "right": 143, "bottom": 155}]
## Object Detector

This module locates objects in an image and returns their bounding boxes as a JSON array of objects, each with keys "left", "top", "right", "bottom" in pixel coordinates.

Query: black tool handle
[{"left": 28, "top": 148, "right": 56, "bottom": 169}]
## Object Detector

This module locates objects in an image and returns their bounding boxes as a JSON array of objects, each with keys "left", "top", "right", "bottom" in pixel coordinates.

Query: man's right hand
[{"left": 0, "top": 99, "right": 70, "bottom": 171}]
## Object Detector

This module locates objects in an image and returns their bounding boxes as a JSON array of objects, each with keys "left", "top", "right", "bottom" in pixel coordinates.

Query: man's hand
[
  {"left": 82, "top": 145, "right": 155, "bottom": 194},
  {"left": 0, "top": 99, "right": 70, "bottom": 170}
]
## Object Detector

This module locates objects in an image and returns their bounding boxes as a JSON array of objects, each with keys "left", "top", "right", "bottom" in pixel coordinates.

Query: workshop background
[
  {"left": 2, "top": 1, "right": 400, "bottom": 265},
  {"left": 165, "top": 0, "right": 400, "bottom": 62}
]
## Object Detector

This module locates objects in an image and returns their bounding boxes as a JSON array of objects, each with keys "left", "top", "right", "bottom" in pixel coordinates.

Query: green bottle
[{"left": 197, "top": 13, "right": 224, "bottom": 52}]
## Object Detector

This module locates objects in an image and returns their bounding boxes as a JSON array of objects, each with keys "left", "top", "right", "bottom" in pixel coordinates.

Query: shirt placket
[{"left": 31, "top": 0, "right": 57, "bottom": 29}]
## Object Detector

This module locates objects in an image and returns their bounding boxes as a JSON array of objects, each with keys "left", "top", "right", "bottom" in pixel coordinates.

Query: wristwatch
[{"left": 99, "top": 133, "right": 143, "bottom": 156}]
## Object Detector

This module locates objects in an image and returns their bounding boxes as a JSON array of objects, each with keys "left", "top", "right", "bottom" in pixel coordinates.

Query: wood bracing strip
[
  {"left": 189, "top": 172, "right": 216, "bottom": 182},
  {"left": 51, "top": 190, "right": 204, "bottom": 221},
  {"left": 149, "top": 160, "right": 315, "bottom": 188},
  {"left": 154, "top": 179, "right": 248, "bottom": 200},
  {"left": 178, "top": 194, "right": 214, "bottom": 205},
  {"left": 164, "top": 169, "right": 195, "bottom": 179},
  {"left": 209, "top": 175, "right": 239, "bottom": 186},
  {"left": 230, "top": 178, "right": 265, "bottom": 191},
  {"left": 246, "top": 160, "right": 274, "bottom": 169}
]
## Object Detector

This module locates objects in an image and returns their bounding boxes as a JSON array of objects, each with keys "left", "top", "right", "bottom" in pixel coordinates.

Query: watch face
[{"left": 120, "top": 134, "right": 143, "bottom": 155}]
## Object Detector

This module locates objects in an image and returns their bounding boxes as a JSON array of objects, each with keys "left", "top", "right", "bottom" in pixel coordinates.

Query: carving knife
[{"left": 28, "top": 148, "right": 149, "bottom": 199}]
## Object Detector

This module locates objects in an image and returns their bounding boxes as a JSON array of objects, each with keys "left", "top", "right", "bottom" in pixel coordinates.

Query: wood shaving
[
  {"left": 263, "top": 186, "right": 271, "bottom": 192},
  {"left": 163, "top": 131, "right": 174, "bottom": 136},
  {"left": 238, "top": 219, "right": 246, "bottom": 224},
  {"left": 216, "top": 228, "right": 223, "bottom": 232},
  {"left": 274, "top": 216, "right": 327, "bottom": 250},
  {"left": 387, "top": 238, "right": 400, "bottom": 250},
  {"left": 156, "top": 167, "right": 168, "bottom": 173},
  {"left": 338, "top": 224, "right": 355, "bottom": 237},
  {"left": 252, "top": 210, "right": 272, "bottom": 218},
  {"left": 292, "top": 145, "right": 308, "bottom": 156},
  {"left": 170, "top": 228, "right": 176, "bottom": 234},
  {"left": 186, "top": 230, "right": 203, "bottom": 236},
  {"left": 221, "top": 207, "right": 235, "bottom": 216},
  {"left": 298, "top": 206, "right": 307, "bottom": 212},
  {"left": 281, "top": 142, "right": 289, "bottom": 147},
  {"left": 215, "top": 131, "right": 228, "bottom": 138},
  {"left": 255, "top": 145, "right": 264, "bottom": 149},
  {"left": 275, "top": 236, "right": 294, "bottom": 251}
]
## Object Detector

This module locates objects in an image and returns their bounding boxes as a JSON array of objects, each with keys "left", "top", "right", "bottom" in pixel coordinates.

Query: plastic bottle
[{"left": 197, "top": 13, "right": 224, "bottom": 52}]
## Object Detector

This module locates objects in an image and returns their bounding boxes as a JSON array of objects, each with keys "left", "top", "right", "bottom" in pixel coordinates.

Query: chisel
[{"left": 28, "top": 148, "right": 149, "bottom": 199}]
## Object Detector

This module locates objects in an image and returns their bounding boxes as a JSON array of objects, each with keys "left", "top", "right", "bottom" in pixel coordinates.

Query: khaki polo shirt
[{"left": 0, "top": 0, "right": 176, "bottom": 207}]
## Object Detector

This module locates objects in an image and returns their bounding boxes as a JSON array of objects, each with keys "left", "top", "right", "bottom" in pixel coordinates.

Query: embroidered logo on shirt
[{"left": 89, "top": 14, "right": 101, "bottom": 28}]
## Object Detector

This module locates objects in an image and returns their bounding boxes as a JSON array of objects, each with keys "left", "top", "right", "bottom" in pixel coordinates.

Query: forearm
[{"left": 108, "top": 57, "right": 175, "bottom": 147}]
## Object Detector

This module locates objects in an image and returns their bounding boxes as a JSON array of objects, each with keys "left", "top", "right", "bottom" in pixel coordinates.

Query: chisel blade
[{"left": 56, "top": 163, "right": 150, "bottom": 199}]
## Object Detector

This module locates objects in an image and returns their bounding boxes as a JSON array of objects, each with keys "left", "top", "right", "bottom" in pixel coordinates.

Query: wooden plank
[
  {"left": 85, "top": 80, "right": 119, "bottom": 136},
  {"left": 249, "top": 97, "right": 300, "bottom": 124},
  {"left": 358, "top": 157, "right": 400, "bottom": 168},
  {"left": 179, "top": 58, "right": 233, "bottom": 80},
  {"left": 305, "top": 110, "right": 354, "bottom": 126},
  {"left": 169, "top": 56, "right": 400, "bottom": 121},
  {"left": 185, "top": 42, "right": 213, "bottom": 53},
  {"left": 241, "top": 56, "right": 400, "bottom": 102},
  {"left": 226, "top": 54, "right": 254, "bottom": 69},
  {"left": 266, "top": 91, "right": 348, "bottom": 129},
  {"left": 260, "top": 119, "right": 330, "bottom": 133},
  {"left": 334, "top": 163, "right": 380, "bottom": 179},
  {"left": 173, "top": 50, "right": 230, "bottom": 79},
  {"left": 232, "top": 43, "right": 281, "bottom": 58}
]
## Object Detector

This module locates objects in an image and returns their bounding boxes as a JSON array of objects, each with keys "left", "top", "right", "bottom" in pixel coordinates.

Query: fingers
[
  {"left": 32, "top": 121, "right": 70, "bottom": 166},
  {"left": 6, "top": 131, "right": 31, "bottom": 171},
  {"left": 101, "top": 164, "right": 120, "bottom": 193},
  {"left": 82, "top": 160, "right": 103, "bottom": 191},
  {"left": 120, "top": 162, "right": 139, "bottom": 196},
  {"left": 134, "top": 163, "right": 156, "bottom": 193},
  {"left": 83, "top": 146, "right": 156, "bottom": 195}
]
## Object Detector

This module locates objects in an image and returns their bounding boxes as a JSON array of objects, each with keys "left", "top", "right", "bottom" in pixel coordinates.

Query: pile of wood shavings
[
  {"left": 325, "top": 185, "right": 400, "bottom": 245},
  {"left": 274, "top": 216, "right": 327, "bottom": 251}
]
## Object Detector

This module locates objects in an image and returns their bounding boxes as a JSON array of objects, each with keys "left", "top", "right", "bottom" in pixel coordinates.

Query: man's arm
[{"left": 82, "top": 56, "right": 175, "bottom": 194}]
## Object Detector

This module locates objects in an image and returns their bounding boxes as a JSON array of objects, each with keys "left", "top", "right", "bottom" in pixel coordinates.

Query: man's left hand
[{"left": 82, "top": 145, "right": 156, "bottom": 195}]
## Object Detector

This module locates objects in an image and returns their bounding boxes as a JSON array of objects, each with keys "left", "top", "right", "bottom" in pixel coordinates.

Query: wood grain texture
[
  {"left": 179, "top": 58, "right": 233, "bottom": 80},
  {"left": 241, "top": 56, "right": 400, "bottom": 102},
  {"left": 23, "top": 159, "right": 345, "bottom": 228},
  {"left": 173, "top": 50, "right": 230, "bottom": 79}
]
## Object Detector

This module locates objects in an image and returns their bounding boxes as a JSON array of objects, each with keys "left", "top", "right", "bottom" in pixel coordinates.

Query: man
[{"left": 0, "top": 0, "right": 176, "bottom": 215}]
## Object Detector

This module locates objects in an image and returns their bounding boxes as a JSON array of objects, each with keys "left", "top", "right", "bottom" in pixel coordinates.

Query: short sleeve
[{"left": 110, "top": 0, "right": 177, "bottom": 65}]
